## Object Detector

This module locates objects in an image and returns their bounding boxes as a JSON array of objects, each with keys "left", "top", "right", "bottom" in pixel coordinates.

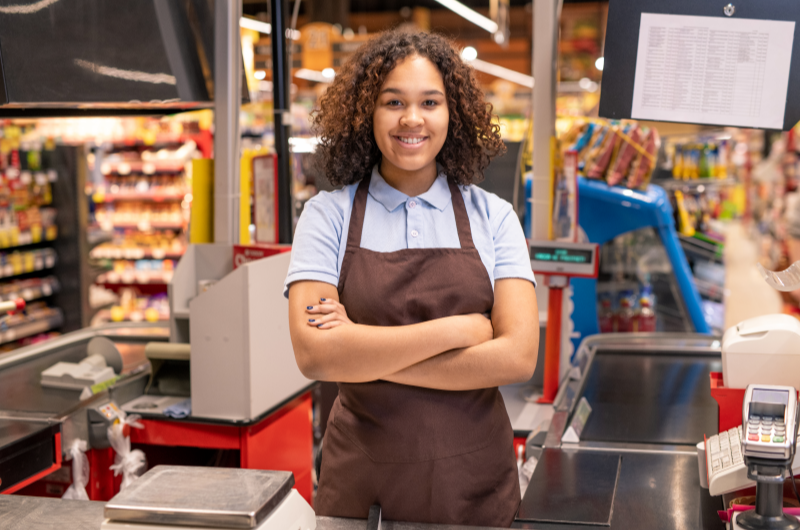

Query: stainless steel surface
[
  {"left": 104, "top": 466, "right": 294, "bottom": 529},
  {"left": 566, "top": 441, "right": 698, "bottom": 456},
  {"left": 578, "top": 349, "right": 721, "bottom": 445},
  {"left": 0, "top": 322, "right": 168, "bottom": 371},
  {"left": 0, "top": 323, "right": 164, "bottom": 458},
  {"left": 515, "top": 451, "right": 725, "bottom": 529},
  {"left": 0, "top": 495, "right": 511, "bottom": 530},
  {"left": 213, "top": 0, "right": 242, "bottom": 245}
]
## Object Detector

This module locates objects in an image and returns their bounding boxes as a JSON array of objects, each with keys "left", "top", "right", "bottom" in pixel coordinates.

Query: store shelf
[
  {"left": 0, "top": 310, "right": 63, "bottom": 346},
  {"left": 0, "top": 227, "right": 57, "bottom": 250},
  {"left": 93, "top": 192, "right": 187, "bottom": 203},
  {"left": 95, "top": 159, "right": 186, "bottom": 175},
  {"left": 679, "top": 235, "right": 724, "bottom": 264},
  {"left": 97, "top": 270, "right": 173, "bottom": 285},
  {"left": 693, "top": 277, "right": 727, "bottom": 302},
  {"left": 95, "top": 221, "right": 185, "bottom": 231},
  {"left": 653, "top": 178, "right": 737, "bottom": 191},
  {"left": 90, "top": 246, "right": 185, "bottom": 260}
]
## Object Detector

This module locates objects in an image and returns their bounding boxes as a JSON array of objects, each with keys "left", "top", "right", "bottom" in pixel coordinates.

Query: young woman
[{"left": 285, "top": 30, "right": 539, "bottom": 527}]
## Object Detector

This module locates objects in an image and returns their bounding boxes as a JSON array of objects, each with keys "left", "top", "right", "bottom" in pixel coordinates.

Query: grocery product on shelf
[
  {"left": 0, "top": 126, "right": 65, "bottom": 350},
  {"left": 560, "top": 119, "right": 660, "bottom": 190},
  {"left": 87, "top": 137, "right": 196, "bottom": 324}
]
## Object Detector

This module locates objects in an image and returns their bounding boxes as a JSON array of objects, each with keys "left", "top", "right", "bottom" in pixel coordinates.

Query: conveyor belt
[{"left": 578, "top": 349, "right": 721, "bottom": 445}]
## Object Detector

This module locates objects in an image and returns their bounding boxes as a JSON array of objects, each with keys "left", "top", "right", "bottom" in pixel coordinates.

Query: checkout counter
[
  {"left": 2, "top": 328, "right": 729, "bottom": 529},
  {"left": 0, "top": 248, "right": 788, "bottom": 530}
]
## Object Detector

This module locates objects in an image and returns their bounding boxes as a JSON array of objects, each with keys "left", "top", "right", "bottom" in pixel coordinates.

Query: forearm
[
  {"left": 385, "top": 278, "right": 539, "bottom": 391},
  {"left": 383, "top": 334, "right": 537, "bottom": 390},
  {"left": 294, "top": 317, "right": 482, "bottom": 383}
]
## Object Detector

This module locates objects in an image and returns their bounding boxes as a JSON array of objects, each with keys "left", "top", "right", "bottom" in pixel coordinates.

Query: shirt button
[
  {"left": 411, "top": 230, "right": 419, "bottom": 238},
  {"left": 409, "top": 201, "right": 416, "bottom": 208}
]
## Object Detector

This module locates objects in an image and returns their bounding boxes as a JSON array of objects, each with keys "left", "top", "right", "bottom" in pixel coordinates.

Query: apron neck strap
[
  {"left": 446, "top": 177, "right": 475, "bottom": 250},
  {"left": 345, "top": 173, "right": 476, "bottom": 250}
]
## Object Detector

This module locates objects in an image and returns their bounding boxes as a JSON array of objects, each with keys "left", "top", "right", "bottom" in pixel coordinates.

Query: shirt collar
[{"left": 368, "top": 165, "right": 451, "bottom": 212}]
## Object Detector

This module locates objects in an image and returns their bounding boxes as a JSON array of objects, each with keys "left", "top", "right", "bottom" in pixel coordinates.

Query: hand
[
  {"left": 462, "top": 313, "right": 494, "bottom": 347},
  {"left": 305, "top": 298, "right": 354, "bottom": 330}
]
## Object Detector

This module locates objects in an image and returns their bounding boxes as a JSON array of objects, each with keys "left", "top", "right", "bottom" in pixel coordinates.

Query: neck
[{"left": 378, "top": 159, "right": 438, "bottom": 197}]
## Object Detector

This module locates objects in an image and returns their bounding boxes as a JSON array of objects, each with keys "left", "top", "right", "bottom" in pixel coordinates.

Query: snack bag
[
  {"left": 627, "top": 128, "right": 659, "bottom": 189},
  {"left": 607, "top": 127, "right": 642, "bottom": 186},
  {"left": 586, "top": 126, "right": 619, "bottom": 179}
]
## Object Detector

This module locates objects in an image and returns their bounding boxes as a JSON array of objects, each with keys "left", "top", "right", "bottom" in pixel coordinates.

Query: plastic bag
[
  {"left": 62, "top": 439, "right": 90, "bottom": 500},
  {"left": 518, "top": 456, "right": 539, "bottom": 498},
  {"left": 108, "top": 412, "right": 146, "bottom": 490}
]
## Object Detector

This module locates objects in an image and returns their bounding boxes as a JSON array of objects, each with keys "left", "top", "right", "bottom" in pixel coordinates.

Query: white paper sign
[{"left": 631, "top": 13, "right": 795, "bottom": 129}]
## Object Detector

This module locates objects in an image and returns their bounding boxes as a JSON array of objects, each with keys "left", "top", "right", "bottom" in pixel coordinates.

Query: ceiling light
[
  {"left": 295, "top": 69, "right": 332, "bottom": 83},
  {"left": 460, "top": 46, "right": 478, "bottom": 62},
  {"left": 240, "top": 17, "right": 271, "bottom": 35},
  {"left": 595, "top": 57, "right": 605, "bottom": 71},
  {"left": 431, "top": 0, "right": 499, "bottom": 33},
  {"left": 469, "top": 58, "right": 533, "bottom": 88},
  {"left": 321, "top": 68, "right": 336, "bottom": 79},
  {"left": 254, "top": 70, "right": 266, "bottom": 80}
]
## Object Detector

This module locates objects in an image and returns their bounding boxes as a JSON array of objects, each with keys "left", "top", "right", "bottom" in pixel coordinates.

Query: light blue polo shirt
[{"left": 283, "top": 165, "right": 536, "bottom": 297}]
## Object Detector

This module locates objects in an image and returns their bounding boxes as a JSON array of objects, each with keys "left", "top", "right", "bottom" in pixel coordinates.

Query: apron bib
[{"left": 315, "top": 175, "right": 520, "bottom": 526}]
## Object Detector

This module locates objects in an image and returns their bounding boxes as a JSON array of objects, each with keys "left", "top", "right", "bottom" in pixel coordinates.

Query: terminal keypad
[{"left": 747, "top": 416, "right": 786, "bottom": 444}]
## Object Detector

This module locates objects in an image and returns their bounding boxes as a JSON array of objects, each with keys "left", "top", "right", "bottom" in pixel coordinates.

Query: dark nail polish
[
  {"left": 320, "top": 298, "right": 326, "bottom": 301},
  {"left": 317, "top": 324, "right": 323, "bottom": 328},
  {"left": 307, "top": 306, "right": 313, "bottom": 310},
  {"left": 309, "top": 319, "right": 315, "bottom": 322}
]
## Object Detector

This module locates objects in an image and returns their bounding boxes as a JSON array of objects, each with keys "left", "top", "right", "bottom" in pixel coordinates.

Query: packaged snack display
[{"left": 562, "top": 119, "right": 661, "bottom": 190}]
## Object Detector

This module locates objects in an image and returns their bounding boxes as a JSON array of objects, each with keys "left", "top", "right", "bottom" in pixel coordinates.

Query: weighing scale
[
  {"left": 529, "top": 240, "right": 599, "bottom": 403},
  {"left": 101, "top": 466, "right": 315, "bottom": 530}
]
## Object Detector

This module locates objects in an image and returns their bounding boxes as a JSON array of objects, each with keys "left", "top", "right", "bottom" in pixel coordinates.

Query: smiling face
[{"left": 372, "top": 55, "right": 449, "bottom": 187}]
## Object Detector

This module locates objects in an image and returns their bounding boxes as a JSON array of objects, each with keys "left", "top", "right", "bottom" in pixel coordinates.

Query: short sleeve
[
  {"left": 491, "top": 202, "right": 536, "bottom": 287},
  {"left": 283, "top": 192, "right": 345, "bottom": 297}
]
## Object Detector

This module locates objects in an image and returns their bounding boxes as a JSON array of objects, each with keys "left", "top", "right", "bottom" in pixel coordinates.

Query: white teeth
[{"left": 398, "top": 137, "right": 424, "bottom": 144}]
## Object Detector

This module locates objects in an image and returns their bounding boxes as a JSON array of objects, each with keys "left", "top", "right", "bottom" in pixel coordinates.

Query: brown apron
[{"left": 315, "top": 174, "right": 520, "bottom": 526}]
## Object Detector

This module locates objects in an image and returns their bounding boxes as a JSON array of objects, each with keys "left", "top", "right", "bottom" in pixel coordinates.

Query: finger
[
  {"left": 316, "top": 320, "right": 345, "bottom": 330},
  {"left": 307, "top": 304, "right": 340, "bottom": 315},
  {"left": 306, "top": 313, "right": 343, "bottom": 326}
]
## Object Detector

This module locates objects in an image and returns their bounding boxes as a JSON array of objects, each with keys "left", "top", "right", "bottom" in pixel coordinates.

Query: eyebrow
[{"left": 380, "top": 88, "right": 445, "bottom": 96}]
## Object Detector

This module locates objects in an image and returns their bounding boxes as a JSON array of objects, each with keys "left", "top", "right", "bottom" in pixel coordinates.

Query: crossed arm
[{"left": 287, "top": 277, "right": 539, "bottom": 391}]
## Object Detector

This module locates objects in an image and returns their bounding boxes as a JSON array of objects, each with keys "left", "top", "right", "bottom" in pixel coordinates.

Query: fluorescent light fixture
[
  {"left": 294, "top": 68, "right": 332, "bottom": 83},
  {"left": 595, "top": 57, "right": 604, "bottom": 71},
  {"left": 254, "top": 70, "right": 266, "bottom": 80},
  {"left": 467, "top": 58, "right": 533, "bottom": 88},
  {"left": 432, "top": 0, "right": 498, "bottom": 33},
  {"left": 460, "top": 46, "right": 478, "bottom": 62},
  {"left": 321, "top": 68, "right": 336, "bottom": 79},
  {"left": 240, "top": 17, "right": 271, "bottom": 34}
]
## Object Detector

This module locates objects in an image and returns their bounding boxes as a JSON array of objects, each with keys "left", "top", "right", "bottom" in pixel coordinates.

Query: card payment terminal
[
  {"left": 734, "top": 384, "right": 800, "bottom": 530},
  {"left": 742, "top": 385, "right": 798, "bottom": 461}
]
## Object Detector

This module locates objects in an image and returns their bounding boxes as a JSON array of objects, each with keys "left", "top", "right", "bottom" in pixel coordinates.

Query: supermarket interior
[{"left": 2, "top": 1, "right": 800, "bottom": 529}]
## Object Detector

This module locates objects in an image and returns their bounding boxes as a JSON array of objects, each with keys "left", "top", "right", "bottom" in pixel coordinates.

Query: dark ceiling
[{"left": 243, "top": 0, "right": 600, "bottom": 17}]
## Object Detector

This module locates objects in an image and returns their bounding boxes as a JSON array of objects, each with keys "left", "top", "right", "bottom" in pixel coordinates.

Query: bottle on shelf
[
  {"left": 598, "top": 298, "right": 616, "bottom": 333},
  {"left": 617, "top": 292, "right": 636, "bottom": 333}
]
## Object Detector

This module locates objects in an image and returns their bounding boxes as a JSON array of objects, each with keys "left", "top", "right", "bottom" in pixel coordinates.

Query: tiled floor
[{"left": 723, "top": 221, "right": 782, "bottom": 329}]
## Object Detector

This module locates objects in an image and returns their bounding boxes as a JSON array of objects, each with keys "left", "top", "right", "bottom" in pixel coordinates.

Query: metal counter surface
[
  {"left": 579, "top": 349, "right": 722, "bottom": 445},
  {"left": 516, "top": 450, "right": 725, "bottom": 530},
  {"left": 0, "top": 495, "right": 507, "bottom": 530},
  {"left": 0, "top": 342, "right": 90, "bottom": 416}
]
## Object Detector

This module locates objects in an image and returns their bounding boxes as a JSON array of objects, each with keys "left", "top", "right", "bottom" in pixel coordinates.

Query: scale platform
[{"left": 102, "top": 466, "right": 315, "bottom": 530}]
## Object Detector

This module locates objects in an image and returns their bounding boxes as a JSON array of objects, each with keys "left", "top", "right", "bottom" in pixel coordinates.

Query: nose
[{"left": 399, "top": 105, "right": 423, "bottom": 128}]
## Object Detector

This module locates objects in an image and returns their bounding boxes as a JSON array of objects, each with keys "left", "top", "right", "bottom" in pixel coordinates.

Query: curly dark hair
[{"left": 311, "top": 29, "right": 506, "bottom": 186}]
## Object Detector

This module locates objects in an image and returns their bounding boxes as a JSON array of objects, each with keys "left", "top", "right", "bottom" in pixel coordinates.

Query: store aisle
[{"left": 723, "top": 221, "right": 782, "bottom": 329}]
